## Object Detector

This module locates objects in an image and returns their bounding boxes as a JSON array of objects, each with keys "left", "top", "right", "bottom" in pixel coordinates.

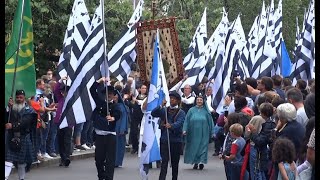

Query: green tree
[{"left": 5, "top": 0, "right": 311, "bottom": 77}]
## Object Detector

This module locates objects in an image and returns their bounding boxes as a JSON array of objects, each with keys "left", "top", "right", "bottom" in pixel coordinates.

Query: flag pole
[
  {"left": 164, "top": 107, "right": 172, "bottom": 167},
  {"left": 101, "top": 0, "right": 110, "bottom": 123},
  {"left": 7, "top": 0, "right": 26, "bottom": 123}
]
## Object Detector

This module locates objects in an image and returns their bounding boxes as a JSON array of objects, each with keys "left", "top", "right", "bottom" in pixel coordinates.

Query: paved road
[{"left": 10, "top": 144, "right": 226, "bottom": 180}]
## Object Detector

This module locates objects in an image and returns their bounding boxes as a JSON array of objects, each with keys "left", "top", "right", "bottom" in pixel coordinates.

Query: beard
[{"left": 12, "top": 102, "right": 26, "bottom": 113}]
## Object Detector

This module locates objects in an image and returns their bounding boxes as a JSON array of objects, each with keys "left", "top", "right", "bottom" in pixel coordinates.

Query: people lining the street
[{"left": 4, "top": 67, "right": 315, "bottom": 180}]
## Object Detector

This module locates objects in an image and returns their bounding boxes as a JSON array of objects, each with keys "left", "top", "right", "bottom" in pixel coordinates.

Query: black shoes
[
  {"left": 212, "top": 152, "right": 219, "bottom": 156},
  {"left": 193, "top": 163, "right": 204, "bottom": 170},
  {"left": 131, "top": 149, "right": 138, "bottom": 154},
  {"left": 193, "top": 164, "right": 198, "bottom": 169},
  {"left": 59, "top": 159, "right": 71, "bottom": 167}
]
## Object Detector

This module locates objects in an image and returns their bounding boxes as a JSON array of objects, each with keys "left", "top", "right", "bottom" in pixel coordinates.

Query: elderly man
[{"left": 5, "top": 90, "right": 38, "bottom": 180}]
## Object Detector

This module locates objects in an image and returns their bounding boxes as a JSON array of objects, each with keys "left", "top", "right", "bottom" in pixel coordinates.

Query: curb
[{"left": 12, "top": 146, "right": 132, "bottom": 172}]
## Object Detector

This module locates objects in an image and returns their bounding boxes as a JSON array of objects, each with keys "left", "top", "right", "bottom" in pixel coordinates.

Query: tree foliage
[{"left": 5, "top": 0, "right": 310, "bottom": 78}]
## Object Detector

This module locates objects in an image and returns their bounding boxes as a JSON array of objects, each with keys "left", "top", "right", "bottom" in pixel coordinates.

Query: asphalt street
[{"left": 9, "top": 143, "right": 227, "bottom": 180}]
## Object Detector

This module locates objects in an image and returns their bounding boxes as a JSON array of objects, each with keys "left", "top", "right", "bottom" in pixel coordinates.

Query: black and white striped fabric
[
  {"left": 271, "top": 0, "right": 282, "bottom": 76},
  {"left": 248, "top": 15, "right": 260, "bottom": 74},
  {"left": 207, "top": 9, "right": 229, "bottom": 81},
  {"left": 183, "top": 8, "right": 207, "bottom": 70},
  {"left": 292, "top": 16, "right": 300, "bottom": 58},
  {"left": 251, "top": 2, "right": 268, "bottom": 78},
  {"left": 211, "top": 16, "right": 240, "bottom": 114},
  {"left": 232, "top": 15, "right": 248, "bottom": 79},
  {"left": 108, "top": 0, "right": 143, "bottom": 82},
  {"left": 57, "top": 0, "right": 91, "bottom": 86},
  {"left": 59, "top": 2, "right": 106, "bottom": 129},
  {"left": 290, "top": 0, "right": 314, "bottom": 85}
]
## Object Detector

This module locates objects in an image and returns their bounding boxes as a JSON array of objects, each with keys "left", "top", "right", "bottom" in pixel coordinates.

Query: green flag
[{"left": 5, "top": 0, "right": 35, "bottom": 107}]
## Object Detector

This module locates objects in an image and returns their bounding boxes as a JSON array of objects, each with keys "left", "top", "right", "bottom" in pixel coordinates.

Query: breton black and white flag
[
  {"left": 108, "top": 0, "right": 144, "bottom": 82},
  {"left": 251, "top": 2, "right": 268, "bottom": 78},
  {"left": 59, "top": 2, "right": 106, "bottom": 129},
  {"left": 57, "top": 0, "right": 91, "bottom": 86},
  {"left": 207, "top": 8, "right": 229, "bottom": 81},
  {"left": 231, "top": 15, "right": 248, "bottom": 79},
  {"left": 292, "top": 16, "right": 300, "bottom": 58},
  {"left": 290, "top": 0, "right": 314, "bottom": 85},
  {"left": 248, "top": 15, "right": 260, "bottom": 74},
  {"left": 271, "top": 0, "right": 282, "bottom": 76},
  {"left": 211, "top": 16, "right": 240, "bottom": 114},
  {"left": 183, "top": 8, "right": 207, "bottom": 70}
]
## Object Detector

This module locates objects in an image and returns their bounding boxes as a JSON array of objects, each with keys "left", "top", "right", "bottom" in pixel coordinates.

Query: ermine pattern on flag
[
  {"left": 57, "top": 0, "right": 91, "bottom": 85},
  {"left": 290, "top": 0, "right": 314, "bottom": 85},
  {"left": 108, "top": 0, "right": 144, "bottom": 82},
  {"left": 183, "top": 8, "right": 207, "bottom": 69},
  {"left": 59, "top": 3, "right": 106, "bottom": 129}
]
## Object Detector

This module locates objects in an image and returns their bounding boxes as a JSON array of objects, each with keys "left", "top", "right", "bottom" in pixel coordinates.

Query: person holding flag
[{"left": 151, "top": 91, "right": 186, "bottom": 180}]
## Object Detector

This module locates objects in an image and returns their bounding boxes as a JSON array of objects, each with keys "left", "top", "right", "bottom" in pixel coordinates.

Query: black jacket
[
  {"left": 250, "top": 118, "right": 276, "bottom": 171},
  {"left": 90, "top": 82, "right": 120, "bottom": 132}
]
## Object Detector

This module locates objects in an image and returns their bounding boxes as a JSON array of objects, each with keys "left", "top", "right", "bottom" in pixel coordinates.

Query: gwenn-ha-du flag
[
  {"left": 57, "top": 0, "right": 91, "bottom": 86},
  {"left": 108, "top": 0, "right": 144, "bottom": 82},
  {"left": 183, "top": 8, "right": 207, "bottom": 69},
  {"left": 290, "top": 0, "right": 314, "bottom": 85},
  {"left": 5, "top": 0, "right": 35, "bottom": 106},
  {"left": 140, "top": 29, "right": 170, "bottom": 180},
  {"left": 59, "top": 2, "right": 106, "bottom": 129}
]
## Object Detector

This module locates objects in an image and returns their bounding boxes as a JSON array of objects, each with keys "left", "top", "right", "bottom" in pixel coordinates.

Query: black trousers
[
  {"left": 159, "top": 141, "right": 182, "bottom": 180},
  {"left": 129, "top": 118, "right": 140, "bottom": 151},
  {"left": 95, "top": 134, "right": 116, "bottom": 180},
  {"left": 57, "top": 127, "right": 73, "bottom": 162}
]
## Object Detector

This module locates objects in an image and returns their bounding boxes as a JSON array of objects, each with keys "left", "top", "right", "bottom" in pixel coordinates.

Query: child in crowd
[
  {"left": 222, "top": 123, "right": 247, "bottom": 180},
  {"left": 272, "top": 138, "right": 299, "bottom": 180}
]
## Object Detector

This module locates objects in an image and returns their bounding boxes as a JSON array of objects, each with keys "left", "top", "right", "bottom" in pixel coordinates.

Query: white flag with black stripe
[
  {"left": 251, "top": 2, "right": 268, "bottom": 78},
  {"left": 57, "top": 0, "right": 91, "bottom": 85},
  {"left": 183, "top": 8, "right": 207, "bottom": 69},
  {"left": 59, "top": 2, "right": 106, "bottom": 129},
  {"left": 290, "top": 0, "right": 314, "bottom": 85},
  {"left": 271, "top": 0, "right": 282, "bottom": 75},
  {"left": 211, "top": 16, "right": 240, "bottom": 114},
  {"left": 248, "top": 15, "right": 260, "bottom": 73},
  {"left": 207, "top": 8, "right": 229, "bottom": 81},
  {"left": 108, "top": 0, "right": 144, "bottom": 82}
]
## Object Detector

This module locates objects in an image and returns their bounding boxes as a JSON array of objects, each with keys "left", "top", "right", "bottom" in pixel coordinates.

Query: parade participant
[
  {"left": 128, "top": 84, "right": 147, "bottom": 154},
  {"left": 5, "top": 90, "right": 38, "bottom": 180},
  {"left": 286, "top": 88, "right": 309, "bottom": 127},
  {"left": 54, "top": 77, "right": 72, "bottom": 167},
  {"left": 183, "top": 94, "right": 213, "bottom": 170},
  {"left": 114, "top": 91, "right": 129, "bottom": 167},
  {"left": 90, "top": 77, "right": 120, "bottom": 180},
  {"left": 151, "top": 91, "right": 185, "bottom": 180},
  {"left": 172, "top": 75, "right": 195, "bottom": 114}
]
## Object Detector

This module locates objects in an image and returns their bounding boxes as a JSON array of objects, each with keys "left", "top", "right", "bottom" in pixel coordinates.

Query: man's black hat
[
  {"left": 169, "top": 91, "right": 181, "bottom": 101},
  {"left": 16, "top": 90, "right": 25, "bottom": 96}
]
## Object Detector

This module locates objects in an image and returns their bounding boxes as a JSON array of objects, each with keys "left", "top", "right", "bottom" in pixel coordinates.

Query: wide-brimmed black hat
[
  {"left": 169, "top": 91, "right": 181, "bottom": 101},
  {"left": 16, "top": 90, "right": 25, "bottom": 96}
]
